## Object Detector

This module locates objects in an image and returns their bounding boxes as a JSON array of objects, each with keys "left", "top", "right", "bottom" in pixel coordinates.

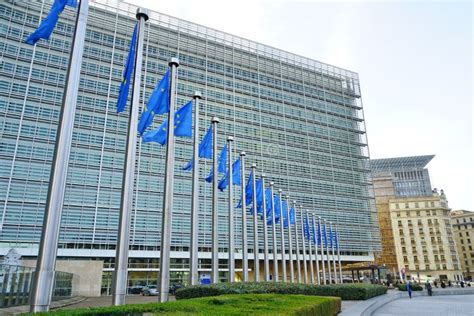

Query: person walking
[
  {"left": 425, "top": 280, "right": 432, "bottom": 296},
  {"left": 407, "top": 282, "right": 412, "bottom": 299}
]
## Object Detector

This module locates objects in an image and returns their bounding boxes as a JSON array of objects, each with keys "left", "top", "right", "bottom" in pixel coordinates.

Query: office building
[
  {"left": 450, "top": 210, "right": 474, "bottom": 281},
  {"left": 0, "top": 0, "right": 380, "bottom": 293},
  {"left": 371, "top": 155, "right": 434, "bottom": 198}
]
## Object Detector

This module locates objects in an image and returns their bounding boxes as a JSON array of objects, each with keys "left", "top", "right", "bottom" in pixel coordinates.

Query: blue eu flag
[
  {"left": 335, "top": 231, "right": 339, "bottom": 250},
  {"left": 317, "top": 220, "right": 322, "bottom": 245},
  {"left": 116, "top": 24, "right": 138, "bottom": 113},
  {"left": 311, "top": 219, "right": 316, "bottom": 244},
  {"left": 282, "top": 200, "right": 289, "bottom": 228},
  {"left": 142, "top": 100, "right": 193, "bottom": 145},
  {"left": 265, "top": 188, "right": 274, "bottom": 225},
  {"left": 205, "top": 144, "right": 227, "bottom": 183},
  {"left": 26, "top": 0, "right": 77, "bottom": 45},
  {"left": 249, "top": 178, "right": 263, "bottom": 215},
  {"left": 329, "top": 225, "right": 334, "bottom": 248},
  {"left": 218, "top": 157, "right": 241, "bottom": 191},
  {"left": 289, "top": 207, "right": 295, "bottom": 225},
  {"left": 323, "top": 222, "right": 328, "bottom": 247},
  {"left": 237, "top": 171, "right": 253, "bottom": 208},
  {"left": 137, "top": 70, "right": 170, "bottom": 134},
  {"left": 304, "top": 215, "right": 310, "bottom": 241},
  {"left": 183, "top": 124, "right": 213, "bottom": 171}
]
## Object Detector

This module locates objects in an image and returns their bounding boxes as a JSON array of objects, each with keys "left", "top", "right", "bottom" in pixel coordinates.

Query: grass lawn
[{"left": 29, "top": 294, "right": 341, "bottom": 315}]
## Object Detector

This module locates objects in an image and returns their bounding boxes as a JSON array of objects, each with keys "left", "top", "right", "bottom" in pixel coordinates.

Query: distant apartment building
[
  {"left": 371, "top": 156, "right": 463, "bottom": 282},
  {"left": 450, "top": 210, "right": 474, "bottom": 281}
]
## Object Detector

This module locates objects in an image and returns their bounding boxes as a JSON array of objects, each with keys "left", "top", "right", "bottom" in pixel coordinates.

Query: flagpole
[
  {"left": 324, "top": 219, "right": 332, "bottom": 284},
  {"left": 286, "top": 195, "right": 294, "bottom": 283},
  {"left": 210, "top": 117, "right": 220, "bottom": 284},
  {"left": 227, "top": 136, "right": 235, "bottom": 283},
  {"left": 251, "top": 164, "right": 259, "bottom": 282},
  {"left": 158, "top": 57, "right": 180, "bottom": 302},
  {"left": 270, "top": 183, "right": 278, "bottom": 282},
  {"left": 30, "top": 0, "right": 90, "bottom": 312},
  {"left": 336, "top": 225, "right": 343, "bottom": 284},
  {"left": 112, "top": 8, "right": 149, "bottom": 306},
  {"left": 261, "top": 174, "right": 270, "bottom": 282},
  {"left": 279, "top": 191, "right": 287, "bottom": 282},
  {"left": 311, "top": 213, "right": 320, "bottom": 285},
  {"left": 300, "top": 206, "right": 308, "bottom": 284},
  {"left": 307, "top": 212, "right": 315, "bottom": 284},
  {"left": 318, "top": 217, "right": 326, "bottom": 285},
  {"left": 330, "top": 222, "right": 337, "bottom": 284},
  {"left": 189, "top": 92, "right": 202, "bottom": 286},
  {"left": 240, "top": 152, "right": 248, "bottom": 282},
  {"left": 293, "top": 201, "right": 301, "bottom": 283}
]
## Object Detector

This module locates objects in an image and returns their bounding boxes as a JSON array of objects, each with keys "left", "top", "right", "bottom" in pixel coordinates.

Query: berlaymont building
[{"left": 0, "top": 0, "right": 380, "bottom": 295}]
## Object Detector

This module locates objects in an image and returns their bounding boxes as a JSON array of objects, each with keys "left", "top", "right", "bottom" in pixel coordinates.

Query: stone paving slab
[{"left": 373, "top": 294, "right": 474, "bottom": 316}]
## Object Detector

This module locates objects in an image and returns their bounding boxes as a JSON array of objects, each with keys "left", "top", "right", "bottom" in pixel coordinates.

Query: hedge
[
  {"left": 397, "top": 283, "right": 423, "bottom": 291},
  {"left": 175, "top": 282, "right": 387, "bottom": 301},
  {"left": 28, "top": 294, "right": 340, "bottom": 316}
]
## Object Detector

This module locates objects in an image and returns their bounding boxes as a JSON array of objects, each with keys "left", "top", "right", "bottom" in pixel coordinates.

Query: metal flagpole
[
  {"left": 307, "top": 212, "right": 315, "bottom": 284},
  {"left": 251, "top": 164, "right": 259, "bottom": 282},
  {"left": 227, "top": 136, "right": 235, "bottom": 283},
  {"left": 318, "top": 217, "right": 326, "bottom": 285},
  {"left": 270, "top": 183, "right": 278, "bottom": 282},
  {"left": 279, "top": 191, "right": 287, "bottom": 282},
  {"left": 261, "top": 174, "right": 270, "bottom": 282},
  {"left": 293, "top": 201, "right": 301, "bottom": 283},
  {"left": 210, "top": 117, "right": 220, "bottom": 284},
  {"left": 240, "top": 152, "right": 248, "bottom": 282},
  {"left": 324, "top": 219, "right": 332, "bottom": 284},
  {"left": 336, "top": 225, "right": 343, "bottom": 284},
  {"left": 311, "top": 213, "right": 320, "bottom": 285},
  {"left": 113, "top": 8, "right": 149, "bottom": 306},
  {"left": 300, "top": 206, "right": 308, "bottom": 284},
  {"left": 158, "top": 57, "right": 180, "bottom": 302},
  {"left": 29, "top": 0, "right": 90, "bottom": 312},
  {"left": 286, "top": 195, "right": 294, "bottom": 283},
  {"left": 330, "top": 222, "right": 337, "bottom": 284},
  {"left": 189, "top": 92, "right": 202, "bottom": 286}
]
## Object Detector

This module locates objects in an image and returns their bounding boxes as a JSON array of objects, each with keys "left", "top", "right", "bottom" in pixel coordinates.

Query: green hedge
[
  {"left": 175, "top": 282, "right": 387, "bottom": 301},
  {"left": 28, "top": 294, "right": 340, "bottom": 316},
  {"left": 397, "top": 283, "right": 423, "bottom": 291}
]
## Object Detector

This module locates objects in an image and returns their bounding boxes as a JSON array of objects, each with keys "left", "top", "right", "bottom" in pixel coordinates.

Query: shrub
[
  {"left": 175, "top": 282, "right": 387, "bottom": 301},
  {"left": 28, "top": 294, "right": 341, "bottom": 316},
  {"left": 397, "top": 283, "right": 423, "bottom": 291}
]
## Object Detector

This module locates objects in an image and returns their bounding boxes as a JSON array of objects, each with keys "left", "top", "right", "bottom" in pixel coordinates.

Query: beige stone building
[
  {"left": 389, "top": 191, "right": 463, "bottom": 282},
  {"left": 450, "top": 210, "right": 474, "bottom": 281}
]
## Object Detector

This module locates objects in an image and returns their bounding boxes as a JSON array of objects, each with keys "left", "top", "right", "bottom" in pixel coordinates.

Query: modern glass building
[
  {"left": 0, "top": 0, "right": 380, "bottom": 291},
  {"left": 370, "top": 155, "right": 434, "bottom": 198}
]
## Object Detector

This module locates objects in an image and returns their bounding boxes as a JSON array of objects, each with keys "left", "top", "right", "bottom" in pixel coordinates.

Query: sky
[{"left": 128, "top": 0, "right": 473, "bottom": 210}]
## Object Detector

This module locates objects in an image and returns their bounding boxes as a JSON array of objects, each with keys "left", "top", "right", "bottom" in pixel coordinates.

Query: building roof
[{"left": 370, "top": 155, "right": 435, "bottom": 172}]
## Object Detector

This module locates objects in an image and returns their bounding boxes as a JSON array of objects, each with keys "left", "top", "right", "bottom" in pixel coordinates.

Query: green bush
[
  {"left": 28, "top": 294, "right": 340, "bottom": 316},
  {"left": 175, "top": 282, "right": 387, "bottom": 301},
  {"left": 397, "top": 283, "right": 423, "bottom": 291}
]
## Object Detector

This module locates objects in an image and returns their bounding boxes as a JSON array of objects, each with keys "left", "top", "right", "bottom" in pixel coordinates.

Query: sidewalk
[
  {"left": 340, "top": 287, "right": 474, "bottom": 316},
  {"left": 0, "top": 296, "right": 86, "bottom": 316}
]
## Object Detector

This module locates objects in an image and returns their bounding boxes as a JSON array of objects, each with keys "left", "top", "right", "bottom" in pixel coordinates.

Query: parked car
[
  {"left": 169, "top": 283, "right": 184, "bottom": 295},
  {"left": 141, "top": 285, "right": 159, "bottom": 296},
  {"left": 128, "top": 286, "right": 144, "bottom": 294}
]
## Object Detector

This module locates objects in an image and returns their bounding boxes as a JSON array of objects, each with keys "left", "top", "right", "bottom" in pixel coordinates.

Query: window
[{"left": 396, "top": 203, "right": 400, "bottom": 209}]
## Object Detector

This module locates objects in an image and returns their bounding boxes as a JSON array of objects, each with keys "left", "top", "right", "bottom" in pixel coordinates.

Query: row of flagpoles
[{"left": 25, "top": 1, "right": 345, "bottom": 312}]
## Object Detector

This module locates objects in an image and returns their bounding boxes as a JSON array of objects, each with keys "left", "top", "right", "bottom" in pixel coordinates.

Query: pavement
[{"left": 373, "top": 294, "right": 474, "bottom": 316}]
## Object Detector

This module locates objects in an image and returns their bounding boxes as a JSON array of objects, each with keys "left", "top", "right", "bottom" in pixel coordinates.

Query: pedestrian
[
  {"left": 461, "top": 281, "right": 465, "bottom": 288},
  {"left": 407, "top": 282, "right": 412, "bottom": 299},
  {"left": 425, "top": 280, "right": 432, "bottom": 296},
  {"left": 434, "top": 280, "right": 438, "bottom": 288},
  {"left": 448, "top": 280, "right": 452, "bottom": 287}
]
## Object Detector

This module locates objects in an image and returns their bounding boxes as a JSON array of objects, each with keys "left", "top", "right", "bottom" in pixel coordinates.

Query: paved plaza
[{"left": 373, "top": 294, "right": 474, "bottom": 316}]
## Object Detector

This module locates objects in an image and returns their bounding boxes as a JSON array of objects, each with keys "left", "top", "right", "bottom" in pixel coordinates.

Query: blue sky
[{"left": 132, "top": 0, "right": 472, "bottom": 210}]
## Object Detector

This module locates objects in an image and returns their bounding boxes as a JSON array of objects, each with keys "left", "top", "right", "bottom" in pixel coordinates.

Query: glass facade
[
  {"left": 371, "top": 155, "right": 434, "bottom": 198},
  {"left": 0, "top": 0, "right": 379, "bottom": 264}
]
